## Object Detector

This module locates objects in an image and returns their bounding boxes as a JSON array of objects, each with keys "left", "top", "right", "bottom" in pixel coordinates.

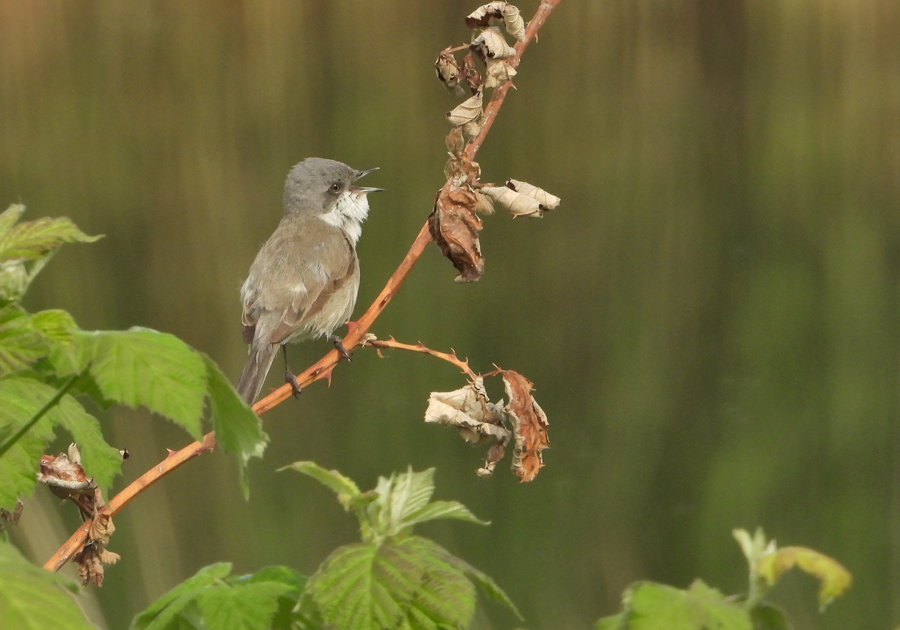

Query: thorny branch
[{"left": 45, "top": 0, "right": 562, "bottom": 573}]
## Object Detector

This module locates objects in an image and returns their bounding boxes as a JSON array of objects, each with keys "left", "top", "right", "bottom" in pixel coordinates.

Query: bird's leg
[
  {"left": 282, "top": 346, "right": 302, "bottom": 398},
  {"left": 330, "top": 334, "right": 352, "bottom": 362}
]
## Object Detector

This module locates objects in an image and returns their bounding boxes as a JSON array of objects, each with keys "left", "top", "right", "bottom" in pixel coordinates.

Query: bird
[{"left": 236, "top": 158, "right": 381, "bottom": 404}]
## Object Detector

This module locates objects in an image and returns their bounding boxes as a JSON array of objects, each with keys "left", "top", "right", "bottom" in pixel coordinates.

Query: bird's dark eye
[{"left": 329, "top": 183, "right": 342, "bottom": 193}]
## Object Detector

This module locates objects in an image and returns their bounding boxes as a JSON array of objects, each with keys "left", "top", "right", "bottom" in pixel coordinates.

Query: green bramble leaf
[
  {"left": 0, "top": 205, "right": 101, "bottom": 262},
  {"left": 0, "top": 377, "right": 58, "bottom": 510},
  {"left": 365, "top": 467, "right": 488, "bottom": 542},
  {"left": 0, "top": 305, "right": 47, "bottom": 375},
  {"left": 78, "top": 328, "right": 206, "bottom": 439},
  {"left": 202, "top": 354, "right": 268, "bottom": 497},
  {"left": 0, "top": 375, "right": 122, "bottom": 509},
  {"left": 0, "top": 205, "right": 101, "bottom": 304},
  {"left": 54, "top": 394, "right": 122, "bottom": 493},
  {"left": 0, "top": 542, "right": 94, "bottom": 630},
  {"left": 132, "top": 562, "right": 298, "bottom": 630},
  {"left": 281, "top": 460, "right": 361, "bottom": 507},
  {"left": 308, "top": 536, "right": 477, "bottom": 630},
  {"left": 597, "top": 580, "right": 752, "bottom": 630}
]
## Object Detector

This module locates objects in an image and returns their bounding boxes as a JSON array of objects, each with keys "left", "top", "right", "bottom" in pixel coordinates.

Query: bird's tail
[{"left": 236, "top": 343, "right": 279, "bottom": 405}]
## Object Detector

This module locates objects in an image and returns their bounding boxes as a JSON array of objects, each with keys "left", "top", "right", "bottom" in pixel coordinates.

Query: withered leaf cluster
[
  {"left": 430, "top": 2, "right": 561, "bottom": 283},
  {"left": 425, "top": 371, "right": 549, "bottom": 481},
  {"left": 38, "top": 444, "right": 120, "bottom": 586},
  {"left": 428, "top": 182, "right": 484, "bottom": 283},
  {"left": 481, "top": 179, "right": 561, "bottom": 218}
]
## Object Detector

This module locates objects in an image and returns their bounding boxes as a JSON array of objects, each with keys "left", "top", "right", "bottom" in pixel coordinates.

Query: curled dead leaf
[
  {"left": 465, "top": 2, "right": 508, "bottom": 29},
  {"left": 501, "top": 3, "right": 527, "bottom": 41},
  {"left": 502, "top": 371, "right": 550, "bottom": 482},
  {"left": 435, "top": 47, "right": 466, "bottom": 97},
  {"left": 429, "top": 182, "right": 485, "bottom": 282},
  {"left": 38, "top": 444, "right": 94, "bottom": 501},
  {"left": 473, "top": 191, "right": 495, "bottom": 215},
  {"left": 447, "top": 88, "right": 483, "bottom": 127},
  {"left": 89, "top": 511, "right": 116, "bottom": 545},
  {"left": 460, "top": 53, "right": 483, "bottom": 94},
  {"left": 425, "top": 378, "right": 512, "bottom": 477},
  {"left": 0, "top": 499, "right": 23, "bottom": 530},
  {"left": 470, "top": 26, "right": 516, "bottom": 60},
  {"left": 74, "top": 542, "right": 120, "bottom": 587},
  {"left": 477, "top": 442, "right": 507, "bottom": 478},
  {"left": 445, "top": 127, "right": 466, "bottom": 158},
  {"left": 484, "top": 57, "right": 517, "bottom": 88},
  {"left": 466, "top": 2, "right": 525, "bottom": 42},
  {"left": 481, "top": 179, "right": 561, "bottom": 218}
]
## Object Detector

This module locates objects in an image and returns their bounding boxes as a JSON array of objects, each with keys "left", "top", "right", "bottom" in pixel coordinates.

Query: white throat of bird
[{"left": 319, "top": 191, "right": 370, "bottom": 246}]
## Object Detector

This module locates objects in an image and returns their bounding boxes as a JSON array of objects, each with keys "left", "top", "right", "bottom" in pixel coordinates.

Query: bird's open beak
[{"left": 350, "top": 167, "right": 384, "bottom": 194}]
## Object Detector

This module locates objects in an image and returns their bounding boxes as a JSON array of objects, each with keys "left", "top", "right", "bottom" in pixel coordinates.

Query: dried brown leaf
[
  {"left": 477, "top": 442, "right": 507, "bottom": 478},
  {"left": 470, "top": 26, "right": 516, "bottom": 60},
  {"left": 507, "top": 179, "right": 561, "bottom": 209},
  {"left": 429, "top": 183, "right": 485, "bottom": 282},
  {"left": 483, "top": 57, "right": 517, "bottom": 88},
  {"left": 473, "top": 191, "right": 495, "bottom": 215},
  {"left": 435, "top": 47, "right": 466, "bottom": 97},
  {"left": 445, "top": 127, "right": 466, "bottom": 158},
  {"left": 0, "top": 500, "right": 23, "bottom": 530},
  {"left": 480, "top": 185, "right": 541, "bottom": 217},
  {"left": 502, "top": 371, "right": 550, "bottom": 482},
  {"left": 502, "top": 3, "right": 527, "bottom": 41},
  {"left": 89, "top": 511, "right": 116, "bottom": 545},
  {"left": 481, "top": 179, "right": 561, "bottom": 218},
  {"left": 460, "top": 53, "right": 483, "bottom": 94},
  {"left": 447, "top": 89, "right": 483, "bottom": 126},
  {"left": 38, "top": 448, "right": 94, "bottom": 500},
  {"left": 74, "top": 542, "right": 120, "bottom": 587},
  {"left": 465, "top": 2, "right": 507, "bottom": 29},
  {"left": 425, "top": 378, "right": 512, "bottom": 477}
]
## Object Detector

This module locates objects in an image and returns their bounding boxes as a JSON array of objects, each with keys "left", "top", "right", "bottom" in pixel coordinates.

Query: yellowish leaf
[{"left": 757, "top": 546, "right": 852, "bottom": 610}]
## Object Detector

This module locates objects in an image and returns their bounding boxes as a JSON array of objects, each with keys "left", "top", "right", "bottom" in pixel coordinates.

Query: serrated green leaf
[
  {"left": 0, "top": 214, "right": 101, "bottom": 263},
  {"left": 0, "top": 206, "right": 26, "bottom": 240},
  {"left": 309, "top": 536, "right": 478, "bottom": 630},
  {"left": 0, "top": 305, "right": 47, "bottom": 374},
  {"left": 196, "top": 581, "right": 294, "bottom": 630},
  {"left": 133, "top": 563, "right": 299, "bottom": 630},
  {"left": 132, "top": 562, "right": 232, "bottom": 629},
  {"left": 441, "top": 545, "right": 522, "bottom": 620},
  {"left": 756, "top": 547, "right": 852, "bottom": 611},
  {"left": 281, "top": 461, "right": 361, "bottom": 504},
  {"left": 230, "top": 566, "right": 307, "bottom": 630},
  {"left": 0, "top": 377, "right": 61, "bottom": 510},
  {"left": 31, "top": 309, "right": 77, "bottom": 345},
  {"left": 202, "top": 354, "right": 267, "bottom": 497},
  {"left": 79, "top": 328, "right": 206, "bottom": 439},
  {"left": 400, "top": 500, "right": 489, "bottom": 530},
  {"left": 55, "top": 394, "right": 121, "bottom": 493},
  {"left": 367, "top": 468, "right": 436, "bottom": 540},
  {"left": 0, "top": 542, "right": 94, "bottom": 630},
  {"left": 618, "top": 580, "right": 752, "bottom": 630}
]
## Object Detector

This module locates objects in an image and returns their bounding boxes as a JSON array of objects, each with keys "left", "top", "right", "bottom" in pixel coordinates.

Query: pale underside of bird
[{"left": 236, "top": 158, "right": 381, "bottom": 404}]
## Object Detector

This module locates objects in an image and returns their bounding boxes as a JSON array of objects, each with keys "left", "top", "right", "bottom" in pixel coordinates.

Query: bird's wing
[
  {"left": 241, "top": 219, "right": 356, "bottom": 347},
  {"left": 268, "top": 230, "right": 357, "bottom": 345}
]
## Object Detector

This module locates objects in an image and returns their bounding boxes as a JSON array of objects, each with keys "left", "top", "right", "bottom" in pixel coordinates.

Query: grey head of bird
[{"left": 282, "top": 157, "right": 381, "bottom": 246}]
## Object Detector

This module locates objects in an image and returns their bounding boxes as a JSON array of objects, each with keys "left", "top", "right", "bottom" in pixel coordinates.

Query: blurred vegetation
[{"left": 0, "top": 1, "right": 897, "bottom": 629}]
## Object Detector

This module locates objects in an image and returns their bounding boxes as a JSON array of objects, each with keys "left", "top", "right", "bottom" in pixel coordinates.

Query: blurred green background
[{"left": 1, "top": 1, "right": 898, "bottom": 628}]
